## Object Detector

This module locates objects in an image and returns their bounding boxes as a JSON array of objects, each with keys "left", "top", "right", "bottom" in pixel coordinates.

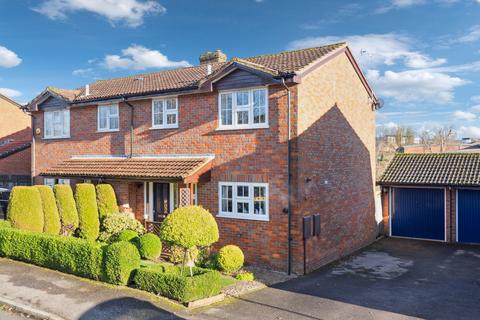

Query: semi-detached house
[{"left": 27, "top": 43, "right": 379, "bottom": 274}]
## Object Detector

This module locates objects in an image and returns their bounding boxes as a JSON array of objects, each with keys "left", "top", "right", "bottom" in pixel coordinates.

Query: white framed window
[
  {"left": 218, "top": 182, "right": 269, "bottom": 221},
  {"left": 97, "top": 104, "right": 119, "bottom": 132},
  {"left": 44, "top": 178, "right": 55, "bottom": 187},
  {"left": 151, "top": 97, "right": 178, "bottom": 129},
  {"left": 218, "top": 87, "right": 268, "bottom": 130},
  {"left": 44, "top": 109, "right": 70, "bottom": 139},
  {"left": 58, "top": 179, "right": 70, "bottom": 185}
]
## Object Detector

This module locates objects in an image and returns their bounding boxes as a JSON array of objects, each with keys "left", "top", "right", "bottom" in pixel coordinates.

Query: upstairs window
[
  {"left": 44, "top": 109, "right": 70, "bottom": 139},
  {"left": 98, "top": 104, "right": 119, "bottom": 132},
  {"left": 218, "top": 88, "right": 268, "bottom": 129},
  {"left": 152, "top": 97, "right": 178, "bottom": 129},
  {"left": 218, "top": 182, "right": 269, "bottom": 221}
]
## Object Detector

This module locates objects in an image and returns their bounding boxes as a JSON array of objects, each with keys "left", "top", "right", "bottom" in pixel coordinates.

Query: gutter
[{"left": 122, "top": 97, "right": 135, "bottom": 158}]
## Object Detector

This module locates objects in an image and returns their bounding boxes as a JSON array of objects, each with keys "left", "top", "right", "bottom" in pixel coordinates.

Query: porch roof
[{"left": 40, "top": 156, "right": 213, "bottom": 183}]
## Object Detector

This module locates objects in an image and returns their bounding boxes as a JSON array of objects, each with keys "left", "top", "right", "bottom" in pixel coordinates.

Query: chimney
[{"left": 199, "top": 50, "right": 227, "bottom": 65}]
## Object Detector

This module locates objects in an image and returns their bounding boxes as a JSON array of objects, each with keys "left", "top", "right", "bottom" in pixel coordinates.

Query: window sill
[
  {"left": 216, "top": 124, "right": 269, "bottom": 131},
  {"left": 96, "top": 129, "right": 120, "bottom": 133},
  {"left": 150, "top": 125, "right": 179, "bottom": 130},
  {"left": 43, "top": 136, "right": 70, "bottom": 140},
  {"left": 216, "top": 214, "right": 269, "bottom": 222}
]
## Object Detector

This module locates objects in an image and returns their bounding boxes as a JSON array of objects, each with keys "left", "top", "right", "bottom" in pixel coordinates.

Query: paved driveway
[{"left": 192, "top": 238, "right": 480, "bottom": 320}]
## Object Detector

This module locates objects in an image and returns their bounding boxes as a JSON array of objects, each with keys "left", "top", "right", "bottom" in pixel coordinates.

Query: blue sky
[{"left": 0, "top": 0, "right": 479, "bottom": 137}]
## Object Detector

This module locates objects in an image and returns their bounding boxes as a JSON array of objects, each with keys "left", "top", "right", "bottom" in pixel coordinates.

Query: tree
[
  {"left": 434, "top": 126, "right": 455, "bottom": 153},
  {"left": 419, "top": 130, "right": 434, "bottom": 153}
]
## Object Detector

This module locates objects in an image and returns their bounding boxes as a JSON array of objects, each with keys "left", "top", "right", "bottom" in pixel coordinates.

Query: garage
[
  {"left": 457, "top": 189, "right": 480, "bottom": 244},
  {"left": 391, "top": 187, "right": 445, "bottom": 241}
]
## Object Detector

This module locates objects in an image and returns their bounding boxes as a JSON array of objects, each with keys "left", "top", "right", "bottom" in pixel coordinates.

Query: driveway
[{"left": 192, "top": 238, "right": 480, "bottom": 320}]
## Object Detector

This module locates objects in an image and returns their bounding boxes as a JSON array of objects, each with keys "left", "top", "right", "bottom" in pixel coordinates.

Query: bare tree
[
  {"left": 419, "top": 130, "right": 434, "bottom": 153},
  {"left": 434, "top": 126, "right": 455, "bottom": 153}
]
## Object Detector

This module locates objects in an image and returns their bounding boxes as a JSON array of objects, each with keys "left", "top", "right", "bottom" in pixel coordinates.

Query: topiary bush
[
  {"left": 168, "top": 245, "right": 201, "bottom": 265},
  {"left": 216, "top": 245, "right": 244, "bottom": 273},
  {"left": 75, "top": 183, "right": 100, "bottom": 241},
  {"left": 0, "top": 220, "right": 11, "bottom": 229},
  {"left": 96, "top": 184, "right": 119, "bottom": 219},
  {"left": 115, "top": 230, "right": 139, "bottom": 242},
  {"left": 103, "top": 241, "right": 140, "bottom": 285},
  {"left": 98, "top": 212, "right": 145, "bottom": 243},
  {"left": 35, "top": 185, "right": 61, "bottom": 235},
  {"left": 235, "top": 271, "right": 254, "bottom": 282},
  {"left": 7, "top": 186, "right": 44, "bottom": 233},
  {"left": 137, "top": 233, "right": 162, "bottom": 260},
  {"left": 53, "top": 184, "right": 79, "bottom": 236}
]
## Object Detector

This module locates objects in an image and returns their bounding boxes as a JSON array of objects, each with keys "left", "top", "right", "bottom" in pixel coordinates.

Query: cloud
[
  {"left": 102, "top": 45, "right": 190, "bottom": 70},
  {"left": 376, "top": 0, "right": 426, "bottom": 14},
  {"left": 470, "top": 105, "right": 480, "bottom": 112},
  {"left": 72, "top": 68, "right": 95, "bottom": 77},
  {"left": 0, "top": 88, "right": 22, "bottom": 98},
  {"left": 34, "top": 0, "right": 165, "bottom": 27},
  {"left": 471, "top": 95, "right": 480, "bottom": 103},
  {"left": 458, "top": 126, "right": 480, "bottom": 138},
  {"left": 378, "top": 121, "right": 399, "bottom": 130},
  {"left": 453, "top": 110, "right": 476, "bottom": 121},
  {"left": 366, "top": 69, "right": 467, "bottom": 104},
  {"left": 288, "top": 34, "right": 446, "bottom": 69},
  {"left": 301, "top": 3, "right": 363, "bottom": 29},
  {"left": 0, "top": 46, "right": 22, "bottom": 68},
  {"left": 458, "top": 25, "right": 480, "bottom": 43}
]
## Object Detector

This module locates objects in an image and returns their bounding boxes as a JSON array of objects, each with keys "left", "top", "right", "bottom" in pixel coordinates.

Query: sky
[{"left": 0, "top": 0, "right": 479, "bottom": 137}]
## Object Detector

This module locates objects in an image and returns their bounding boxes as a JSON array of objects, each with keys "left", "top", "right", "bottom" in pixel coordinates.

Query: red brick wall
[{"left": 0, "top": 147, "right": 31, "bottom": 176}]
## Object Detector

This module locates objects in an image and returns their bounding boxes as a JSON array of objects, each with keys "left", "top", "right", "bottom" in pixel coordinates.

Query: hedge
[
  {"left": 115, "top": 230, "right": 139, "bottom": 242},
  {"left": 96, "top": 184, "right": 118, "bottom": 218},
  {"left": 103, "top": 241, "right": 140, "bottom": 285},
  {"left": 216, "top": 245, "right": 244, "bottom": 273},
  {"left": 0, "top": 220, "right": 11, "bottom": 229},
  {"left": 98, "top": 212, "right": 145, "bottom": 243},
  {"left": 134, "top": 264, "right": 222, "bottom": 303},
  {"left": 137, "top": 233, "right": 162, "bottom": 260},
  {"left": 7, "top": 186, "right": 44, "bottom": 232},
  {"left": 35, "top": 185, "right": 61, "bottom": 235},
  {"left": 75, "top": 184, "right": 100, "bottom": 241},
  {"left": 54, "top": 185, "right": 79, "bottom": 236}
]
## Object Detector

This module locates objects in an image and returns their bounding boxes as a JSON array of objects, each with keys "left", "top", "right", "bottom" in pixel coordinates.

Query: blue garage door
[
  {"left": 457, "top": 189, "right": 480, "bottom": 244},
  {"left": 392, "top": 188, "right": 445, "bottom": 241}
]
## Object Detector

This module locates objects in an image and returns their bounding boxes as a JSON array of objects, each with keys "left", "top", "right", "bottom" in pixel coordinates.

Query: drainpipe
[
  {"left": 281, "top": 78, "right": 293, "bottom": 275},
  {"left": 122, "top": 98, "right": 135, "bottom": 158},
  {"left": 450, "top": 186, "right": 453, "bottom": 242},
  {"left": 26, "top": 111, "right": 35, "bottom": 186}
]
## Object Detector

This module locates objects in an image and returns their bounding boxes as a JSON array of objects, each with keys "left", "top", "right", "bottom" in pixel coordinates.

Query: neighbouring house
[
  {"left": 399, "top": 142, "right": 480, "bottom": 153},
  {"left": 0, "top": 94, "right": 32, "bottom": 189},
  {"left": 26, "top": 43, "right": 379, "bottom": 274},
  {"left": 378, "top": 153, "right": 480, "bottom": 245}
]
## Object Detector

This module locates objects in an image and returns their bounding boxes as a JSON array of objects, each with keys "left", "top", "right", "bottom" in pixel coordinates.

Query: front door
[{"left": 153, "top": 183, "right": 170, "bottom": 222}]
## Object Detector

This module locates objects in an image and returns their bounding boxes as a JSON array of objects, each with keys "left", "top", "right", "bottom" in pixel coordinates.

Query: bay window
[
  {"left": 152, "top": 97, "right": 178, "bottom": 129},
  {"left": 44, "top": 109, "right": 70, "bottom": 139},
  {"left": 97, "top": 104, "right": 119, "bottom": 132},
  {"left": 218, "top": 182, "right": 269, "bottom": 221},
  {"left": 218, "top": 87, "right": 268, "bottom": 129}
]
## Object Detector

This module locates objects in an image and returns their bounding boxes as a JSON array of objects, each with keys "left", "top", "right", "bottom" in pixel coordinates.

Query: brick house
[
  {"left": 0, "top": 94, "right": 32, "bottom": 188},
  {"left": 27, "top": 43, "right": 379, "bottom": 274}
]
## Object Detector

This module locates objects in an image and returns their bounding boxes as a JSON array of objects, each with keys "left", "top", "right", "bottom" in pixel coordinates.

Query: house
[
  {"left": 26, "top": 43, "right": 379, "bottom": 274},
  {"left": 0, "top": 94, "right": 32, "bottom": 189},
  {"left": 378, "top": 153, "right": 480, "bottom": 244}
]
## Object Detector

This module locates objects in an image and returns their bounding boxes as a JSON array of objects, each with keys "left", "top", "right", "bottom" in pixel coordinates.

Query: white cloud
[
  {"left": 471, "top": 96, "right": 480, "bottom": 103},
  {"left": 376, "top": 0, "right": 426, "bottom": 13},
  {"left": 458, "top": 25, "right": 480, "bottom": 43},
  {"left": 366, "top": 69, "right": 467, "bottom": 104},
  {"left": 453, "top": 110, "right": 476, "bottom": 121},
  {"left": 458, "top": 126, "right": 480, "bottom": 138},
  {"left": 102, "top": 45, "right": 190, "bottom": 70},
  {"left": 34, "top": 0, "right": 165, "bottom": 27},
  {"left": 0, "top": 88, "right": 22, "bottom": 99},
  {"left": 288, "top": 34, "right": 446, "bottom": 69},
  {"left": 379, "top": 121, "right": 399, "bottom": 130},
  {"left": 470, "top": 105, "right": 480, "bottom": 112},
  {"left": 72, "top": 68, "right": 94, "bottom": 77},
  {"left": 0, "top": 46, "right": 22, "bottom": 68}
]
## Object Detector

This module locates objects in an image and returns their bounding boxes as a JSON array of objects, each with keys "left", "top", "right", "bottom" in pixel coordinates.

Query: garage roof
[{"left": 378, "top": 153, "right": 480, "bottom": 187}]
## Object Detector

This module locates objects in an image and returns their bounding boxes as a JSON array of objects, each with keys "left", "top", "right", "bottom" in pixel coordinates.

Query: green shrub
[
  {"left": 103, "top": 241, "right": 140, "bottom": 285},
  {"left": 235, "top": 271, "right": 254, "bottom": 281},
  {"left": 75, "top": 184, "right": 100, "bottom": 241},
  {"left": 98, "top": 212, "right": 145, "bottom": 243},
  {"left": 160, "top": 205, "right": 219, "bottom": 250},
  {"left": 137, "top": 233, "right": 162, "bottom": 260},
  {"left": 216, "top": 245, "right": 244, "bottom": 273},
  {"left": 115, "top": 230, "right": 139, "bottom": 242},
  {"left": 35, "top": 186, "right": 61, "bottom": 235},
  {"left": 0, "top": 220, "right": 11, "bottom": 229},
  {"left": 0, "top": 227, "right": 104, "bottom": 280},
  {"left": 53, "top": 184, "right": 79, "bottom": 236},
  {"left": 169, "top": 245, "right": 200, "bottom": 265},
  {"left": 96, "top": 184, "right": 118, "bottom": 219},
  {"left": 134, "top": 264, "right": 222, "bottom": 303},
  {"left": 7, "top": 186, "right": 44, "bottom": 233}
]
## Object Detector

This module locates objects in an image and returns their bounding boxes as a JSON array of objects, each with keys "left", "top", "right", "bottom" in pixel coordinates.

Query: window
[
  {"left": 44, "top": 109, "right": 70, "bottom": 139},
  {"left": 218, "top": 182, "right": 268, "bottom": 221},
  {"left": 44, "top": 178, "right": 55, "bottom": 187},
  {"left": 152, "top": 97, "right": 178, "bottom": 129},
  {"left": 98, "top": 104, "right": 119, "bottom": 132},
  {"left": 58, "top": 179, "right": 70, "bottom": 185},
  {"left": 218, "top": 88, "right": 268, "bottom": 129}
]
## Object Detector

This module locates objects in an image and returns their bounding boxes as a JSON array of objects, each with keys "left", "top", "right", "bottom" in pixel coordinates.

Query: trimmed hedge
[
  {"left": 54, "top": 185, "right": 79, "bottom": 236},
  {"left": 98, "top": 212, "right": 145, "bottom": 243},
  {"left": 0, "top": 220, "right": 11, "bottom": 229},
  {"left": 137, "top": 233, "right": 162, "bottom": 260},
  {"left": 116, "top": 230, "right": 139, "bottom": 242},
  {"left": 216, "top": 245, "right": 244, "bottom": 273},
  {"left": 134, "top": 264, "right": 222, "bottom": 303},
  {"left": 235, "top": 271, "right": 254, "bottom": 281},
  {"left": 35, "top": 185, "right": 61, "bottom": 235},
  {"left": 104, "top": 241, "right": 141, "bottom": 285},
  {"left": 7, "top": 186, "right": 44, "bottom": 232},
  {"left": 96, "top": 184, "right": 118, "bottom": 218},
  {"left": 0, "top": 227, "right": 104, "bottom": 280},
  {"left": 75, "top": 184, "right": 100, "bottom": 241}
]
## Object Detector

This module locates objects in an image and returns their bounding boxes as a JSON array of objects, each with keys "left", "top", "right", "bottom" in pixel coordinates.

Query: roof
[
  {"left": 35, "top": 43, "right": 347, "bottom": 105},
  {"left": 0, "top": 93, "right": 22, "bottom": 108},
  {"left": 40, "top": 156, "right": 213, "bottom": 183},
  {"left": 0, "top": 140, "right": 31, "bottom": 159},
  {"left": 378, "top": 153, "right": 480, "bottom": 187}
]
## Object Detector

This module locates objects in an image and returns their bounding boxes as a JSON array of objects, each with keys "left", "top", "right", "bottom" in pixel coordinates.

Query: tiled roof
[
  {"left": 40, "top": 157, "right": 213, "bottom": 180},
  {"left": 0, "top": 141, "right": 31, "bottom": 159},
  {"left": 57, "top": 43, "right": 346, "bottom": 103},
  {"left": 48, "top": 87, "right": 81, "bottom": 102},
  {"left": 378, "top": 153, "right": 480, "bottom": 187}
]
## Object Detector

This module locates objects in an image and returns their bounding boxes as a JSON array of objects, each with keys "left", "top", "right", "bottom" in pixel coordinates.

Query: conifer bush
[
  {"left": 54, "top": 184, "right": 79, "bottom": 236},
  {"left": 96, "top": 184, "right": 118, "bottom": 218},
  {"left": 7, "top": 186, "right": 44, "bottom": 232},
  {"left": 75, "top": 183, "right": 100, "bottom": 241},
  {"left": 35, "top": 185, "right": 61, "bottom": 235}
]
